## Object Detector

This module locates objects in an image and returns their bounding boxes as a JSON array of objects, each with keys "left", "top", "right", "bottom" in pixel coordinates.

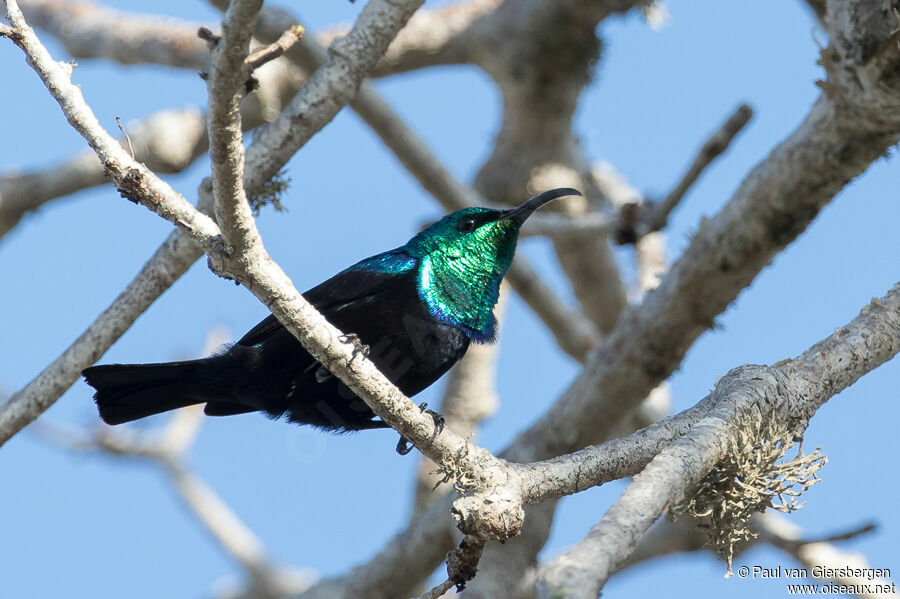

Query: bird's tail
[{"left": 83, "top": 359, "right": 226, "bottom": 425}]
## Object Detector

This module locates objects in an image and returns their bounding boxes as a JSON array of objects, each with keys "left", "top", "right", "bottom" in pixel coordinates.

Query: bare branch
[
  {"left": 509, "top": 24, "right": 900, "bottom": 464},
  {"left": 2, "top": 1, "right": 223, "bottom": 249},
  {"left": 650, "top": 104, "right": 753, "bottom": 231},
  {"left": 536, "top": 281, "right": 900, "bottom": 597},
  {"left": 558, "top": 105, "right": 753, "bottom": 246},
  {"left": 414, "top": 578, "right": 455, "bottom": 599},
  {"left": 0, "top": 227, "right": 202, "bottom": 446},
  {"left": 165, "top": 461, "right": 278, "bottom": 587},
  {"left": 244, "top": 24, "right": 304, "bottom": 75},
  {"left": 18, "top": 0, "right": 211, "bottom": 68},
  {"left": 515, "top": 394, "right": 715, "bottom": 503},
  {"left": 0, "top": 93, "right": 300, "bottom": 242},
  {"left": 236, "top": 0, "right": 427, "bottom": 193},
  {"left": 42, "top": 416, "right": 289, "bottom": 595},
  {"left": 296, "top": 496, "right": 455, "bottom": 599},
  {"left": 205, "top": 0, "right": 263, "bottom": 255},
  {"left": 518, "top": 211, "right": 615, "bottom": 239},
  {"left": 318, "top": 0, "right": 500, "bottom": 77}
]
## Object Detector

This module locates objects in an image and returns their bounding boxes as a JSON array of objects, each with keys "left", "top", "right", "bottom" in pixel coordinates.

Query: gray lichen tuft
[
  {"left": 670, "top": 406, "right": 826, "bottom": 577},
  {"left": 248, "top": 169, "right": 290, "bottom": 215}
]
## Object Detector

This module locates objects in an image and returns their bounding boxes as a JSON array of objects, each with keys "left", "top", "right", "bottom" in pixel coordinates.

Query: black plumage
[{"left": 83, "top": 264, "right": 468, "bottom": 432}]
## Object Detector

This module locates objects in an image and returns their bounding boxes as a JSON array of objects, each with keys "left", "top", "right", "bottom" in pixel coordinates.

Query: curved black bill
[{"left": 501, "top": 188, "right": 583, "bottom": 224}]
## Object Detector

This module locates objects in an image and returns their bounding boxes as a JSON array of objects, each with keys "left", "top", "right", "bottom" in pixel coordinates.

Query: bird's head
[{"left": 405, "top": 188, "right": 582, "bottom": 340}]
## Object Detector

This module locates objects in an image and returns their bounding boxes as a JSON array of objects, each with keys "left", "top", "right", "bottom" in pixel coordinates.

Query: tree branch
[
  {"left": 508, "top": 0, "right": 900, "bottom": 463},
  {"left": 613, "top": 104, "right": 754, "bottom": 244},
  {"left": 6, "top": 0, "right": 600, "bottom": 366},
  {"left": 2, "top": 0, "right": 223, "bottom": 250},
  {"left": 205, "top": 0, "right": 263, "bottom": 257},
  {"left": 0, "top": 226, "right": 202, "bottom": 446},
  {"left": 317, "top": 0, "right": 499, "bottom": 78},
  {"left": 757, "top": 513, "right": 898, "bottom": 599},
  {"left": 236, "top": 0, "right": 426, "bottom": 193},
  {"left": 17, "top": 0, "right": 211, "bottom": 68},
  {"left": 38, "top": 405, "right": 302, "bottom": 598},
  {"left": 536, "top": 281, "right": 900, "bottom": 597},
  {"left": 654, "top": 104, "right": 753, "bottom": 228}
]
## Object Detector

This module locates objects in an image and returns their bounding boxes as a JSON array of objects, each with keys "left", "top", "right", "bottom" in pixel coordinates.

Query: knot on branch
[
  {"left": 205, "top": 237, "right": 238, "bottom": 283},
  {"left": 107, "top": 162, "right": 146, "bottom": 205},
  {"left": 451, "top": 483, "right": 525, "bottom": 542},
  {"left": 670, "top": 400, "right": 827, "bottom": 577},
  {"left": 440, "top": 445, "right": 526, "bottom": 542}
]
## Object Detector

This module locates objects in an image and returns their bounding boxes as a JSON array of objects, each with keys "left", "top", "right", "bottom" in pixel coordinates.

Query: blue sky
[{"left": 1, "top": 1, "right": 897, "bottom": 598}]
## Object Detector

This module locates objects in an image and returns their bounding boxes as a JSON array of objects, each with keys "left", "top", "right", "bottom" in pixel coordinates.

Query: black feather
[{"left": 83, "top": 257, "right": 468, "bottom": 431}]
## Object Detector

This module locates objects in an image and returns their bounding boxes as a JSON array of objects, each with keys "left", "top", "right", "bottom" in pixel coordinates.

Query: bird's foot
[
  {"left": 339, "top": 334, "right": 370, "bottom": 367},
  {"left": 395, "top": 403, "right": 446, "bottom": 456},
  {"left": 419, "top": 401, "right": 446, "bottom": 434},
  {"left": 396, "top": 435, "right": 413, "bottom": 455}
]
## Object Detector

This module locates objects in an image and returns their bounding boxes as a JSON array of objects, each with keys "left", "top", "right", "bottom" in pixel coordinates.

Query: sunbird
[{"left": 83, "top": 188, "right": 580, "bottom": 445}]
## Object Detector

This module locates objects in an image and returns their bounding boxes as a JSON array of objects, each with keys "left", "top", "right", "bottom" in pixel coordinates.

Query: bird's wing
[{"left": 236, "top": 250, "right": 418, "bottom": 347}]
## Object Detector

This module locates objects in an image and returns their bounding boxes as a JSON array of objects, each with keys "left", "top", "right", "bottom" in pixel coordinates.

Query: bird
[{"left": 82, "top": 187, "right": 581, "bottom": 449}]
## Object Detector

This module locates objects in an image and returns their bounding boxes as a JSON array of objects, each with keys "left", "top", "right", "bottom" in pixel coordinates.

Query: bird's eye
[{"left": 457, "top": 216, "right": 477, "bottom": 233}]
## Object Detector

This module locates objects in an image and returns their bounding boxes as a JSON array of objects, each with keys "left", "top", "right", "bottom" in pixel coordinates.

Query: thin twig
[
  {"left": 609, "top": 104, "right": 753, "bottom": 245},
  {"left": 651, "top": 103, "right": 753, "bottom": 230},
  {"left": 519, "top": 211, "right": 615, "bottom": 238},
  {"left": 526, "top": 101, "right": 748, "bottom": 244},
  {"left": 801, "top": 521, "right": 878, "bottom": 546},
  {"left": 115, "top": 116, "right": 135, "bottom": 158},
  {"left": 244, "top": 23, "right": 304, "bottom": 74},
  {"left": 414, "top": 579, "right": 455, "bottom": 599}
]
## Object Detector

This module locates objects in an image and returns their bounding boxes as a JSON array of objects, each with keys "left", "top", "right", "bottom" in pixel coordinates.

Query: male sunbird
[{"left": 83, "top": 188, "right": 580, "bottom": 440}]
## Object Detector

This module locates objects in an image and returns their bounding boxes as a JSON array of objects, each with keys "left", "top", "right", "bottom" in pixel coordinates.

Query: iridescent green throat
[{"left": 406, "top": 208, "right": 519, "bottom": 342}]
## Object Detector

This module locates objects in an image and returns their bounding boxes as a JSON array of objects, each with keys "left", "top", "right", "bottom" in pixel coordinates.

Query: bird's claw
[
  {"left": 339, "top": 334, "right": 370, "bottom": 366},
  {"left": 394, "top": 404, "right": 446, "bottom": 456},
  {"left": 396, "top": 435, "right": 413, "bottom": 455},
  {"left": 419, "top": 402, "right": 445, "bottom": 433}
]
